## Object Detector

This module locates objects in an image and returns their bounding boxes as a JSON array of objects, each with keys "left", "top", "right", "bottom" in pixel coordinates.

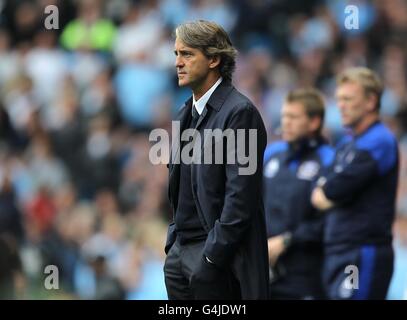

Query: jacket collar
[
  {"left": 206, "top": 79, "right": 234, "bottom": 112},
  {"left": 180, "top": 79, "right": 234, "bottom": 113},
  {"left": 286, "top": 136, "right": 326, "bottom": 162},
  {"left": 353, "top": 120, "right": 381, "bottom": 139}
]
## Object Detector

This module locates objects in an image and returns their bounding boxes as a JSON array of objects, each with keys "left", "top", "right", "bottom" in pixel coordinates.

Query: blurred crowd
[{"left": 0, "top": 0, "right": 406, "bottom": 299}]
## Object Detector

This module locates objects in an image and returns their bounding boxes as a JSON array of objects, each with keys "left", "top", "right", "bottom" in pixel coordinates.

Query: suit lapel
[
  {"left": 168, "top": 102, "right": 191, "bottom": 210},
  {"left": 170, "top": 102, "right": 191, "bottom": 171},
  {"left": 168, "top": 80, "right": 234, "bottom": 212}
]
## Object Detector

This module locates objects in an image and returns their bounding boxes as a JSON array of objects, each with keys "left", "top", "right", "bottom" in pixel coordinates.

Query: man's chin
[
  {"left": 282, "top": 134, "right": 294, "bottom": 142},
  {"left": 341, "top": 117, "right": 350, "bottom": 126},
  {"left": 178, "top": 78, "right": 189, "bottom": 87},
  {"left": 341, "top": 121, "right": 352, "bottom": 128}
]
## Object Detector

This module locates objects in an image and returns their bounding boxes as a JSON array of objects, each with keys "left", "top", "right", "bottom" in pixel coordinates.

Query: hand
[
  {"left": 268, "top": 235, "right": 286, "bottom": 266},
  {"left": 191, "top": 255, "right": 222, "bottom": 285},
  {"left": 190, "top": 256, "right": 227, "bottom": 299},
  {"left": 311, "top": 187, "right": 335, "bottom": 211}
]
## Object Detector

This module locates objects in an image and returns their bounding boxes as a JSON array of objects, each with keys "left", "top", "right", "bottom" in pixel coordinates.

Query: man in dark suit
[{"left": 164, "top": 20, "right": 269, "bottom": 299}]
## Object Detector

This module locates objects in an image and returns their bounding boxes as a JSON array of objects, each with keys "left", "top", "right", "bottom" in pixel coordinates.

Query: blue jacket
[
  {"left": 322, "top": 121, "right": 399, "bottom": 253},
  {"left": 263, "top": 137, "right": 334, "bottom": 276}
]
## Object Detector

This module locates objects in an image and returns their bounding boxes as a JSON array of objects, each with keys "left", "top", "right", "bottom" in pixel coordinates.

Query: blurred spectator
[
  {"left": 3, "top": 74, "right": 40, "bottom": 149},
  {"left": 387, "top": 216, "right": 407, "bottom": 299},
  {"left": 79, "top": 69, "right": 121, "bottom": 126},
  {"left": 0, "top": 233, "right": 24, "bottom": 299},
  {"left": 112, "top": 0, "right": 165, "bottom": 65},
  {"left": 26, "top": 134, "right": 69, "bottom": 192},
  {"left": 0, "top": 28, "right": 20, "bottom": 86},
  {"left": 91, "top": 255, "right": 125, "bottom": 300},
  {"left": 25, "top": 30, "right": 67, "bottom": 106},
  {"left": 26, "top": 186, "right": 56, "bottom": 236},
  {"left": 0, "top": 172, "right": 24, "bottom": 242},
  {"left": 121, "top": 218, "right": 167, "bottom": 300},
  {"left": 114, "top": 63, "right": 172, "bottom": 131},
  {"left": 7, "top": 0, "right": 42, "bottom": 46},
  {"left": 60, "top": 0, "right": 116, "bottom": 52},
  {"left": 79, "top": 115, "right": 120, "bottom": 198}
]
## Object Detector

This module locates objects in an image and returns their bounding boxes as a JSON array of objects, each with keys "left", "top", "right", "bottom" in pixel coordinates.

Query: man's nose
[
  {"left": 337, "top": 101, "right": 346, "bottom": 110},
  {"left": 175, "top": 56, "right": 184, "bottom": 68}
]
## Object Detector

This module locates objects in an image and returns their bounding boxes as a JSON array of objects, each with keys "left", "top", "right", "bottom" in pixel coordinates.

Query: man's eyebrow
[{"left": 174, "top": 49, "right": 193, "bottom": 54}]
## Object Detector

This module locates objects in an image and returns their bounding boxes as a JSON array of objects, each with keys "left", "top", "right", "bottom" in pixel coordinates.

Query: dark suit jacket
[{"left": 166, "top": 80, "right": 269, "bottom": 299}]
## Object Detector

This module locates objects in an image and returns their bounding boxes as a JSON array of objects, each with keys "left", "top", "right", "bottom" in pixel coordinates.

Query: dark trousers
[
  {"left": 268, "top": 260, "right": 325, "bottom": 300},
  {"left": 269, "top": 276, "right": 325, "bottom": 300},
  {"left": 164, "top": 238, "right": 241, "bottom": 300},
  {"left": 323, "top": 244, "right": 394, "bottom": 300}
]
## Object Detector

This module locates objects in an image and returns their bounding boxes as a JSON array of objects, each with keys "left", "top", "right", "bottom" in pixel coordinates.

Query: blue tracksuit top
[{"left": 322, "top": 121, "right": 399, "bottom": 252}]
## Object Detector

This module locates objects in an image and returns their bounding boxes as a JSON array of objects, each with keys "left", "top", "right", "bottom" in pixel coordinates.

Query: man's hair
[
  {"left": 336, "top": 67, "right": 383, "bottom": 111},
  {"left": 175, "top": 20, "right": 237, "bottom": 82},
  {"left": 285, "top": 88, "right": 326, "bottom": 135}
]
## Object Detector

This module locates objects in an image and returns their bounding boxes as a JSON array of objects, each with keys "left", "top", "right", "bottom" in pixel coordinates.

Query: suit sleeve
[{"left": 203, "top": 103, "right": 267, "bottom": 267}]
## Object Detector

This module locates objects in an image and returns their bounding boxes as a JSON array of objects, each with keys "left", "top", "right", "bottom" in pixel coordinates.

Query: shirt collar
[
  {"left": 352, "top": 119, "right": 381, "bottom": 139},
  {"left": 193, "top": 77, "right": 223, "bottom": 115},
  {"left": 287, "top": 136, "right": 325, "bottom": 162}
]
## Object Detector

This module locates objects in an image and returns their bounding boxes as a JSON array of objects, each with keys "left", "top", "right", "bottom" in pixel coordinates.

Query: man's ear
[
  {"left": 366, "top": 93, "right": 378, "bottom": 112},
  {"left": 310, "top": 116, "right": 321, "bottom": 133},
  {"left": 209, "top": 55, "right": 221, "bottom": 69}
]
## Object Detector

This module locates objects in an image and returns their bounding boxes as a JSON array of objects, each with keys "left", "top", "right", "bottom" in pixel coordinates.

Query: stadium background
[{"left": 0, "top": 0, "right": 406, "bottom": 299}]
